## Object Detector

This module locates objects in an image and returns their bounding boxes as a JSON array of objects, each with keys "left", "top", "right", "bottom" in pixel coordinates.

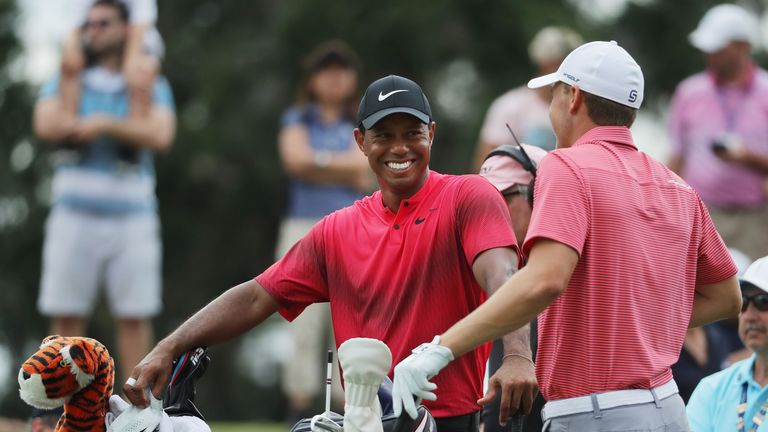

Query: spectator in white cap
[
  {"left": 687, "top": 256, "right": 768, "bottom": 432},
  {"left": 668, "top": 4, "right": 768, "bottom": 260},
  {"left": 392, "top": 40, "right": 742, "bottom": 431},
  {"left": 472, "top": 26, "right": 582, "bottom": 171},
  {"left": 478, "top": 143, "right": 548, "bottom": 432}
]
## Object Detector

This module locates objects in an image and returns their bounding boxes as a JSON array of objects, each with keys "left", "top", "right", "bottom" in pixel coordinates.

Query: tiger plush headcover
[{"left": 19, "top": 335, "right": 114, "bottom": 432}]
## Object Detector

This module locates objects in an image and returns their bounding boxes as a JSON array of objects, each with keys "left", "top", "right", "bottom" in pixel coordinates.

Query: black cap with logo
[{"left": 357, "top": 75, "right": 432, "bottom": 129}]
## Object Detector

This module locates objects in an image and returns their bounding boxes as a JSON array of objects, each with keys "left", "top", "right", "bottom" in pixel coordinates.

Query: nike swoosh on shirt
[
  {"left": 378, "top": 89, "right": 408, "bottom": 101},
  {"left": 415, "top": 217, "right": 426, "bottom": 225}
]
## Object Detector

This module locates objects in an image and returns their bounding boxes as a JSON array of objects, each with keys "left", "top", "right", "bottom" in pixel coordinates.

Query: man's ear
[
  {"left": 354, "top": 128, "right": 367, "bottom": 156},
  {"left": 569, "top": 86, "right": 582, "bottom": 115},
  {"left": 428, "top": 121, "right": 436, "bottom": 146}
]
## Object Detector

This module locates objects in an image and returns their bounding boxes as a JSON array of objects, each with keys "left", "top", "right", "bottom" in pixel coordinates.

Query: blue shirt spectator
[
  {"left": 687, "top": 256, "right": 768, "bottom": 432},
  {"left": 281, "top": 104, "right": 362, "bottom": 218},
  {"left": 39, "top": 67, "right": 174, "bottom": 214}
]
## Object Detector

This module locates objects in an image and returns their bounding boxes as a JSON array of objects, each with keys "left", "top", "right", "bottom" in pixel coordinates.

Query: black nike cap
[{"left": 357, "top": 75, "right": 432, "bottom": 129}]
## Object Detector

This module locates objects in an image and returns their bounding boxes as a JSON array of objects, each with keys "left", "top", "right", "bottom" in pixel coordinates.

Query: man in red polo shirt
[
  {"left": 393, "top": 42, "right": 743, "bottom": 431},
  {"left": 122, "top": 75, "right": 537, "bottom": 432}
]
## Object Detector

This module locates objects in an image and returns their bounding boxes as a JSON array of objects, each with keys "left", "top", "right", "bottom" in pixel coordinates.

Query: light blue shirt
[
  {"left": 39, "top": 66, "right": 175, "bottom": 214},
  {"left": 281, "top": 104, "right": 362, "bottom": 218},
  {"left": 687, "top": 354, "right": 768, "bottom": 431}
]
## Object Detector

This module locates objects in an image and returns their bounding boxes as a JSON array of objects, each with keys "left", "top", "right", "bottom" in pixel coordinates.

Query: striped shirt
[
  {"left": 668, "top": 66, "right": 768, "bottom": 208},
  {"left": 39, "top": 67, "right": 175, "bottom": 215},
  {"left": 523, "top": 126, "right": 737, "bottom": 401}
]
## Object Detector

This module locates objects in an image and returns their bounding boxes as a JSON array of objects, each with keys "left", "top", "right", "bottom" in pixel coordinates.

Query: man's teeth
[{"left": 387, "top": 161, "right": 412, "bottom": 170}]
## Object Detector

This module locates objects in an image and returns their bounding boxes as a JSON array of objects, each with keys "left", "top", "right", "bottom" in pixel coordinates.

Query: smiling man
[
  {"left": 123, "top": 75, "right": 536, "bottom": 432},
  {"left": 687, "top": 256, "right": 768, "bottom": 432}
]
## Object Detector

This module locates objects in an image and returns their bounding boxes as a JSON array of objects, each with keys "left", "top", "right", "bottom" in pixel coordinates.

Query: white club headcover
[{"left": 338, "top": 338, "right": 392, "bottom": 432}]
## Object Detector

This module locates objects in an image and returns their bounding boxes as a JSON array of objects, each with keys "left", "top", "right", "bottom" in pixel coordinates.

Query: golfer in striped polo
[{"left": 393, "top": 41, "right": 742, "bottom": 431}]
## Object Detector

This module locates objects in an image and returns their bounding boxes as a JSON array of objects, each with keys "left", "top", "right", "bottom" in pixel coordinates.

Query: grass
[{"left": 209, "top": 422, "right": 285, "bottom": 432}]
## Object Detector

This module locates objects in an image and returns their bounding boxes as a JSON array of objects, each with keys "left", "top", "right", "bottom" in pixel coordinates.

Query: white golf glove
[
  {"left": 338, "top": 338, "right": 393, "bottom": 432},
  {"left": 106, "top": 395, "right": 209, "bottom": 432},
  {"left": 392, "top": 336, "right": 454, "bottom": 419},
  {"left": 106, "top": 394, "right": 164, "bottom": 432}
]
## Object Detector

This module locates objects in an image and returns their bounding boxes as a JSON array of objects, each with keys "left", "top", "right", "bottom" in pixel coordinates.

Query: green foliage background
[{"left": 0, "top": 0, "right": 755, "bottom": 422}]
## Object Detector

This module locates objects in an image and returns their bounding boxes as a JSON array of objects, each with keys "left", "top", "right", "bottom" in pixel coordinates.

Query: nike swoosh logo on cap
[{"left": 378, "top": 89, "right": 408, "bottom": 101}]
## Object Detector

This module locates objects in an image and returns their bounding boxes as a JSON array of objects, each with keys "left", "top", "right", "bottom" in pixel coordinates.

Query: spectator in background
[
  {"left": 478, "top": 143, "right": 547, "bottom": 432},
  {"left": 33, "top": 0, "right": 176, "bottom": 381},
  {"left": 668, "top": 4, "right": 768, "bottom": 260},
  {"left": 61, "top": 0, "right": 162, "bottom": 118},
  {"left": 686, "top": 256, "right": 768, "bottom": 432},
  {"left": 29, "top": 408, "right": 63, "bottom": 432},
  {"left": 471, "top": 26, "right": 582, "bottom": 171},
  {"left": 276, "top": 40, "right": 371, "bottom": 421},
  {"left": 671, "top": 323, "right": 731, "bottom": 404},
  {"left": 672, "top": 248, "right": 755, "bottom": 403}
]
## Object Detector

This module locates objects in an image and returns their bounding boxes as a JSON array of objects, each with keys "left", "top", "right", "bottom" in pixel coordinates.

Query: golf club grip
[{"left": 508, "top": 413, "right": 524, "bottom": 432}]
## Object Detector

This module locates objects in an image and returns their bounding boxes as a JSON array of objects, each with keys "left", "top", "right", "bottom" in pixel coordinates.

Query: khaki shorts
[
  {"left": 708, "top": 204, "right": 768, "bottom": 260},
  {"left": 38, "top": 207, "right": 162, "bottom": 318}
]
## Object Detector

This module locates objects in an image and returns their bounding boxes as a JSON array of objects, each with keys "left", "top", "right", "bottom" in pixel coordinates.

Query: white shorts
[{"left": 38, "top": 207, "right": 162, "bottom": 318}]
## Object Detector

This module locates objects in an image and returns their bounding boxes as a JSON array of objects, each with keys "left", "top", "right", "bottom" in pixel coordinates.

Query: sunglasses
[
  {"left": 742, "top": 294, "right": 768, "bottom": 312},
  {"left": 82, "top": 19, "right": 116, "bottom": 30}
]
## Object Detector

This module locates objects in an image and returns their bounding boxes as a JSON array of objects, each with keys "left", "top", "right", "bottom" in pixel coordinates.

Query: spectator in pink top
[
  {"left": 392, "top": 41, "right": 742, "bottom": 432},
  {"left": 668, "top": 4, "right": 768, "bottom": 260},
  {"left": 470, "top": 26, "right": 582, "bottom": 171}
]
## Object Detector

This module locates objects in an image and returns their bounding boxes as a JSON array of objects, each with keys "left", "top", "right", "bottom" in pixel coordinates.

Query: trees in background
[{"left": 0, "top": 0, "right": 755, "bottom": 420}]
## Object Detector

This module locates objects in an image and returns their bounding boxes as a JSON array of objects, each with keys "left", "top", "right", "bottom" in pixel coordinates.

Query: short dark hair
[
  {"left": 562, "top": 83, "right": 637, "bottom": 127},
  {"left": 90, "top": 0, "right": 130, "bottom": 22}
]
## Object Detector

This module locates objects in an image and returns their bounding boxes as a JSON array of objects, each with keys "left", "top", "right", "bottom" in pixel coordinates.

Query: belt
[{"left": 541, "top": 379, "right": 679, "bottom": 421}]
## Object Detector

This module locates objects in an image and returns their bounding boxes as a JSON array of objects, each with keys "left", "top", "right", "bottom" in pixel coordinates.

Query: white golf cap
[
  {"left": 741, "top": 256, "right": 768, "bottom": 293},
  {"left": 527, "top": 40, "right": 644, "bottom": 109},
  {"left": 689, "top": 4, "right": 759, "bottom": 54}
]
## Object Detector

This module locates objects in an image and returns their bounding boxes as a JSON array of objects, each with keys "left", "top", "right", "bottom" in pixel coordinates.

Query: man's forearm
[
  {"left": 689, "top": 276, "right": 741, "bottom": 328},
  {"left": 500, "top": 324, "right": 532, "bottom": 359},
  {"left": 33, "top": 99, "right": 77, "bottom": 143},
  {"left": 689, "top": 293, "right": 740, "bottom": 328},
  {"left": 741, "top": 151, "right": 768, "bottom": 174},
  {"left": 102, "top": 113, "right": 175, "bottom": 151},
  {"left": 296, "top": 152, "right": 369, "bottom": 185},
  {"left": 158, "top": 279, "right": 279, "bottom": 359}
]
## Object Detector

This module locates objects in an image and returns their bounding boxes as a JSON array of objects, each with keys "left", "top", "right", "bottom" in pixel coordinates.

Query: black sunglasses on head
[
  {"left": 742, "top": 293, "right": 768, "bottom": 312},
  {"left": 483, "top": 124, "right": 539, "bottom": 206}
]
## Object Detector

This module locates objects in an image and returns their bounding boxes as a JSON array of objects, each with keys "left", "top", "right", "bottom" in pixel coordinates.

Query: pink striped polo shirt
[
  {"left": 668, "top": 66, "right": 768, "bottom": 208},
  {"left": 523, "top": 126, "right": 737, "bottom": 401}
]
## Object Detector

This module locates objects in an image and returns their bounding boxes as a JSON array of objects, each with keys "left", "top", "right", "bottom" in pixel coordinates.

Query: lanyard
[
  {"left": 738, "top": 382, "right": 768, "bottom": 432},
  {"left": 716, "top": 84, "right": 753, "bottom": 132}
]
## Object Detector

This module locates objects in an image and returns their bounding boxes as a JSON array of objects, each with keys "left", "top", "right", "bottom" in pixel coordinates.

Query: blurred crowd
[{"left": 10, "top": 0, "right": 768, "bottom": 432}]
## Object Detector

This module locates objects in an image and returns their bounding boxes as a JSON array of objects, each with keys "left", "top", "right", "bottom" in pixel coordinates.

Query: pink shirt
[
  {"left": 257, "top": 171, "right": 519, "bottom": 417},
  {"left": 523, "top": 126, "right": 737, "bottom": 401},
  {"left": 668, "top": 67, "right": 768, "bottom": 208},
  {"left": 479, "top": 86, "right": 555, "bottom": 150}
]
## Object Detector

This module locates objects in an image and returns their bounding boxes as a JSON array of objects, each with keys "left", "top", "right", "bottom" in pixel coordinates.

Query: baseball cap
[
  {"left": 528, "top": 40, "right": 644, "bottom": 109},
  {"left": 741, "top": 256, "right": 768, "bottom": 293},
  {"left": 357, "top": 75, "right": 432, "bottom": 129},
  {"left": 689, "top": 4, "right": 758, "bottom": 54},
  {"left": 480, "top": 144, "right": 547, "bottom": 192}
]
